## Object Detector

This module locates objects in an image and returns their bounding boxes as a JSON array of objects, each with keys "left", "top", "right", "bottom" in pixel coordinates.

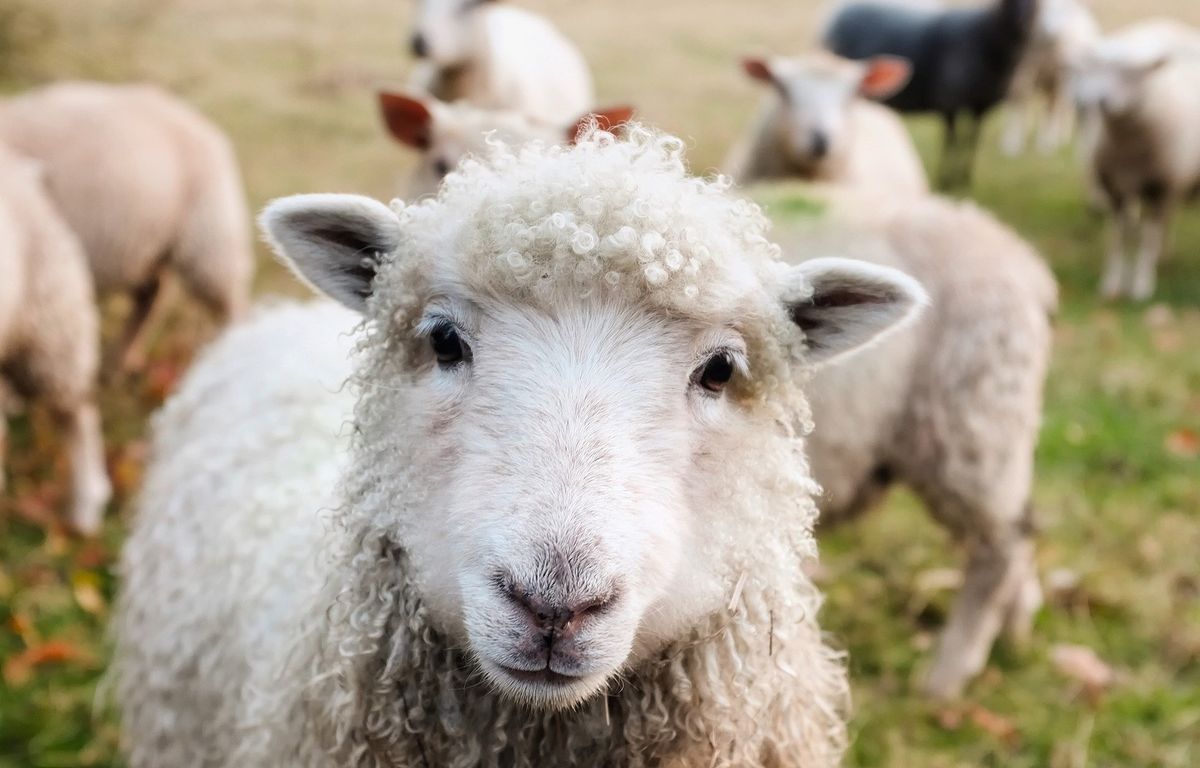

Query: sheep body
[
  {"left": 823, "top": 0, "right": 1036, "bottom": 187},
  {"left": 761, "top": 184, "right": 1056, "bottom": 698},
  {"left": 410, "top": 3, "right": 594, "bottom": 126},
  {"left": 0, "top": 81, "right": 252, "bottom": 369},
  {"left": 0, "top": 146, "right": 110, "bottom": 532},
  {"left": 727, "top": 53, "right": 928, "bottom": 194},
  {"left": 1074, "top": 20, "right": 1200, "bottom": 299},
  {"left": 114, "top": 129, "right": 936, "bottom": 767}
]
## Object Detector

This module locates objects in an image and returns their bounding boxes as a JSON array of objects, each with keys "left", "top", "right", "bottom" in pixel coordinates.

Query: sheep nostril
[
  {"left": 811, "top": 131, "right": 830, "bottom": 158},
  {"left": 410, "top": 33, "right": 428, "bottom": 59},
  {"left": 499, "top": 578, "right": 616, "bottom": 634}
]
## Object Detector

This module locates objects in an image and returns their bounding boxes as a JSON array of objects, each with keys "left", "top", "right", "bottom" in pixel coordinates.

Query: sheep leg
[
  {"left": 112, "top": 272, "right": 165, "bottom": 375},
  {"left": 1129, "top": 200, "right": 1171, "bottom": 301},
  {"left": 1101, "top": 199, "right": 1134, "bottom": 299},
  {"left": 923, "top": 534, "right": 1032, "bottom": 700},
  {"left": 937, "top": 112, "right": 960, "bottom": 190},
  {"left": 0, "top": 402, "right": 7, "bottom": 494},
  {"left": 1038, "top": 84, "right": 1073, "bottom": 154},
  {"left": 53, "top": 402, "right": 112, "bottom": 535}
]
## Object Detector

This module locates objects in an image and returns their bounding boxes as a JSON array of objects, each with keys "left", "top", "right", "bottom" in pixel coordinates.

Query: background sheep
[
  {"left": 0, "top": 146, "right": 110, "bottom": 534},
  {"left": 1072, "top": 19, "right": 1200, "bottom": 299},
  {"left": 1001, "top": 0, "right": 1100, "bottom": 156},
  {"left": 762, "top": 185, "right": 1057, "bottom": 699},
  {"left": 378, "top": 90, "right": 633, "bottom": 196},
  {"left": 115, "top": 129, "right": 929, "bottom": 767},
  {"left": 823, "top": 0, "right": 1038, "bottom": 188},
  {"left": 0, "top": 81, "right": 252, "bottom": 373},
  {"left": 726, "top": 52, "right": 928, "bottom": 194},
  {"left": 407, "top": 0, "right": 594, "bottom": 125}
]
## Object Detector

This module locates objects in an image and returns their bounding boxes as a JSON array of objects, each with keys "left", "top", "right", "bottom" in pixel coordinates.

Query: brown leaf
[
  {"left": 144, "top": 359, "right": 185, "bottom": 403},
  {"left": 1165, "top": 429, "right": 1200, "bottom": 460},
  {"left": 968, "top": 704, "right": 1020, "bottom": 746},
  {"left": 108, "top": 439, "right": 148, "bottom": 498},
  {"left": 1051, "top": 644, "right": 1115, "bottom": 696},
  {"left": 2, "top": 640, "right": 91, "bottom": 686}
]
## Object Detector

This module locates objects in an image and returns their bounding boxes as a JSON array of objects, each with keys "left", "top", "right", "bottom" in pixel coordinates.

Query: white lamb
[
  {"left": 1001, "top": 0, "right": 1100, "bottom": 156},
  {"left": 407, "top": 0, "right": 594, "bottom": 126},
  {"left": 0, "top": 145, "right": 111, "bottom": 534},
  {"left": 0, "top": 82, "right": 253, "bottom": 371},
  {"left": 761, "top": 183, "right": 1057, "bottom": 699},
  {"left": 726, "top": 52, "right": 929, "bottom": 195},
  {"left": 114, "top": 128, "right": 930, "bottom": 767},
  {"left": 1072, "top": 19, "right": 1200, "bottom": 300},
  {"left": 378, "top": 89, "right": 632, "bottom": 196}
]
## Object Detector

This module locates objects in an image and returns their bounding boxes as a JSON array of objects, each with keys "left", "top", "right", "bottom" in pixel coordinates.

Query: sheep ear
[
  {"left": 859, "top": 56, "right": 912, "bottom": 100},
  {"left": 566, "top": 105, "right": 635, "bottom": 144},
  {"left": 783, "top": 258, "right": 928, "bottom": 366},
  {"left": 742, "top": 57, "right": 777, "bottom": 85},
  {"left": 260, "top": 194, "right": 402, "bottom": 312},
  {"left": 379, "top": 91, "right": 434, "bottom": 150}
]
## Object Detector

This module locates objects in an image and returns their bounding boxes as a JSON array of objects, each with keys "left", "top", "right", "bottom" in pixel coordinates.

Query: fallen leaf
[
  {"left": 1052, "top": 644, "right": 1115, "bottom": 699},
  {"left": 968, "top": 704, "right": 1020, "bottom": 746},
  {"left": 144, "top": 360, "right": 185, "bottom": 403},
  {"left": 2, "top": 640, "right": 91, "bottom": 687},
  {"left": 72, "top": 570, "right": 107, "bottom": 616},
  {"left": 108, "top": 440, "right": 148, "bottom": 498},
  {"left": 1165, "top": 429, "right": 1199, "bottom": 460}
]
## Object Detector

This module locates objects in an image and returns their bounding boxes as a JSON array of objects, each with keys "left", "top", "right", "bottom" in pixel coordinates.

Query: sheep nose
[
  {"left": 503, "top": 582, "right": 614, "bottom": 636},
  {"left": 410, "top": 32, "right": 428, "bottom": 59},
  {"left": 811, "top": 131, "right": 830, "bottom": 158}
]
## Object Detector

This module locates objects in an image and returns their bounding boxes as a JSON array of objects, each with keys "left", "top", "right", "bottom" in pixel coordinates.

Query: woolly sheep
[
  {"left": 823, "top": 0, "right": 1038, "bottom": 188},
  {"left": 762, "top": 184, "right": 1056, "bottom": 699},
  {"left": 407, "top": 0, "right": 594, "bottom": 126},
  {"left": 0, "top": 81, "right": 253, "bottom": 372},
  {"left": 0, "top": 145, "right": 111, "bottom": 534},
  {"left": 113, "top": 128, "right": 930, "bottom": 767},
  {"left": 1001, "top": 0, "right": 1100, "bottom": 156},
  {"left": 726, "top": 52, "right": 928, "bottom": 194},
  {"left": 378, "top": 89, "right": 633, "bottom": 196},
  {"left": 1072, "top": 19, "right": 1200, "bottom": 300}
]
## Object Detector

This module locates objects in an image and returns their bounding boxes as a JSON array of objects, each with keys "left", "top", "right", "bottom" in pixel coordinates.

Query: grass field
[{"left": 1, "top": 0, "right": 1198, "bottom": 766}]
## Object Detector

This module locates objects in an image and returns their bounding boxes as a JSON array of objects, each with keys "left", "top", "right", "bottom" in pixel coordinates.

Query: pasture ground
[{"left": 0, "top": 1, "right": 1198, "bottom": 765}]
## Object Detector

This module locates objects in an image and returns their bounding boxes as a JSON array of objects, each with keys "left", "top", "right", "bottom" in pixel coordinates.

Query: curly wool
[{"left": 116, "top": 129, "right": 848, "bottom": 768}]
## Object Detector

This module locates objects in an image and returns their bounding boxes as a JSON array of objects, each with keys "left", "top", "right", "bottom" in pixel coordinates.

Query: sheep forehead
[{"left": 387, "top": 128, "right": 784, "bottom": 324}]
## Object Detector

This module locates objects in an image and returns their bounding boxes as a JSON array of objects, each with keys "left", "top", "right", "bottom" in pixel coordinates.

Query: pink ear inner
[{"left": 859, "top": 57, "right": 912, "bottom": 99}]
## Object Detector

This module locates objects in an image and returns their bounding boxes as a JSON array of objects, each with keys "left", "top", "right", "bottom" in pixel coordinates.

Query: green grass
[{"left": 1, "top": 1, "right": 1199, "bottom": 766}]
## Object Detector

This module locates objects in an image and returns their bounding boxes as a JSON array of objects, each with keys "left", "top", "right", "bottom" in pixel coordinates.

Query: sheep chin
[{"left": 476, "top": 657, "right": 611, "bottom": 711}]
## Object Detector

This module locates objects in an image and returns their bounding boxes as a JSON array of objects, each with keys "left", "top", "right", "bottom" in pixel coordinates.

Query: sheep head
[
  {"left": 262, "top": 128, "right": 925, "bottom": 711},
  {"left": 408, "top": 0, "right": 497, "bottom": 65}
]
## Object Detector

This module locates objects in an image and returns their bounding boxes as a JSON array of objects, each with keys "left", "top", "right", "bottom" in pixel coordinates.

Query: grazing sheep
[
  {"left": 823, "top": 0, "right": 1038, "bottom": 188},
  {"left": 114, "top": 127, "right": 930, "bottom": 767},
  {"left": 761, "top": 183, "right": 1056, "bottom": 699},
  {"left": 407, "top": 0, "right": 594, "bottom": 126},
  {"left": 0, "top": 146, "right": 110, "bottom": 534},
  {"left": 1001, "top": 0, "right": 1100, "bottom": 156},
  {"left": 726, "top": 52, "right": 928, "bottom": 194},
  {"left": 0, "top": 81, "right": 252, "bottom": 372},
  {"left": 378, "top": 90, "right": 633, "bottom": 196},
  {"left": 1072, "top": 19, "right": 1200, "bottom": 300}
]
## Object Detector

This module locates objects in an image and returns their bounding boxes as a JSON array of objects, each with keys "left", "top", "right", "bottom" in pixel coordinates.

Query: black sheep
[{"left": 824, "top": 0, "right": 1038, "bottom": 188}]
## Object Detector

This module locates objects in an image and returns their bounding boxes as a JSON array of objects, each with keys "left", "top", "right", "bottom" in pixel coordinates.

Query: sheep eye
[
  {"left": 696, "top": 352, "right": 735, "bottom": 394},
  {"left": 433, "top": 158, "right": 451, "bottom": 178},
  {"left": 430, "top": 322, "right": 470, "bottom": 367}
]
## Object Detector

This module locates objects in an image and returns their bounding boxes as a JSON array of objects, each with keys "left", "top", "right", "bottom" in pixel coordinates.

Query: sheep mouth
[
  {"left": 480, "top": 659, "right": 607, "bottom": 708},
  {"left": 496, "top": 664, "right": 582, "bottom": 686}
]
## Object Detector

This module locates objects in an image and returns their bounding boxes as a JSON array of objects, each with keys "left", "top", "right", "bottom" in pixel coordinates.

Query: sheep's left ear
[
  {"left": 782, "top": 257, "right": 928, "bottom": 366},
  {"left": 260, "top": 194, "right": 402, "bottom": 313},
  {"left": 566, "top": 105, "right": 636, "bottom": 144},
  {"left": 859, "top": 56, "right": 912, "bottom": 100}
]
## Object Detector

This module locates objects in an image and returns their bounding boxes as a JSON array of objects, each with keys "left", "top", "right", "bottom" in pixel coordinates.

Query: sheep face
[
  {"left": 262, "top": 131, "right": 926, "bottom": 711},
  {"left": 1071, "top": 46, "right": 1168, "bottom": 119},
  {"left": 743, "top": 54, "right": 911, "bottom": 172},
  {"left": 409, "top": 0, "right": 492, "bottom": 66}
]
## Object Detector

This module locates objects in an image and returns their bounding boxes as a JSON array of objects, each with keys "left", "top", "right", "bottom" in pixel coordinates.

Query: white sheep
[
  {"left": 0, "top": 145, "right": 111, "bottom": 534},
  {"left": 407, "top": 0, "right": 594, "bottom": 126},
  {"left": 1001, "top": 0, "right": 1100, "bottom": 156},
  {"left": 114, "top": 127, "right": 930, "bottom": 767},
  {"left": 1072, "top": 19, "right": 1200, "bottom": 300},
  {"left": 726, "top": 53, "right": 928, "bottom": 195},
  {"left": 378, "top": 89, "right": 633, "bottom": 196},
  {"left": 761, "top": 183, "right": 1057, "bottom": 699},
  {"left": 0, "top": 81, "right": 253, "bottom": 372}
]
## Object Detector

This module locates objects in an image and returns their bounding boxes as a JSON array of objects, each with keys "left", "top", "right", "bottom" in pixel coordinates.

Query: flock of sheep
[{"left": 0, "top": 0, "right": 1194, "bottom": 766}]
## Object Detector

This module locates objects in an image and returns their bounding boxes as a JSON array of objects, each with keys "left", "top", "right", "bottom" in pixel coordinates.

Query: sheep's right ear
[
  {"left": 379, "top": 91, "right": 434, "bottom": 149},
  {"left": 566, "top": 105, "right": 636, "bottom": 144},
  {"left": 742, "top": 57, "right": 777, "bottom": 86},
  {"left": 782, "top": 257, "right": 928, "bottom": 366},
  {"left": 260, "top": 194, "right": 402, "bottom": 312},
  {"left": 859, "top": 56, "right": 912, "bottom": 100}
]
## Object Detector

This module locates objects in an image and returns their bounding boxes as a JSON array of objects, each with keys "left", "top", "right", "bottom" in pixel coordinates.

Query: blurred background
[{"left": 0, "top": 0, "right": 1197, "bottom": 766}]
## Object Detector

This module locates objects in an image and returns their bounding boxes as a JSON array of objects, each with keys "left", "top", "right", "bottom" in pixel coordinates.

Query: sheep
[
  {"left": 725, "top": 52, "right": 929, "bottom": 194},
  {"left": 1000, "top": 0, "right": 1100, "bottom": 156},
  {"left": 378, "top": 89, "right": 633, "bottom": 196},
  {"left": 407, "top": 0, "right": 594, "bottom": 126},
  {"left": 823, "top": 0, "right": 1038, "bottom": 188},
  {"left": 758, "top": 182, "right": 1056, "bottom": 699},
  {"left": 0, "top": 145, "right": 111, "bottom": 534},
  {"left": 1071, "top": 19, "right": 1200, "bottom": 300},
  {"left": 0, "top": 81, "right": 253, "bottom": 373},
  {"left": 113, "top": 127, "right": 931, "bottom": 767}
]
